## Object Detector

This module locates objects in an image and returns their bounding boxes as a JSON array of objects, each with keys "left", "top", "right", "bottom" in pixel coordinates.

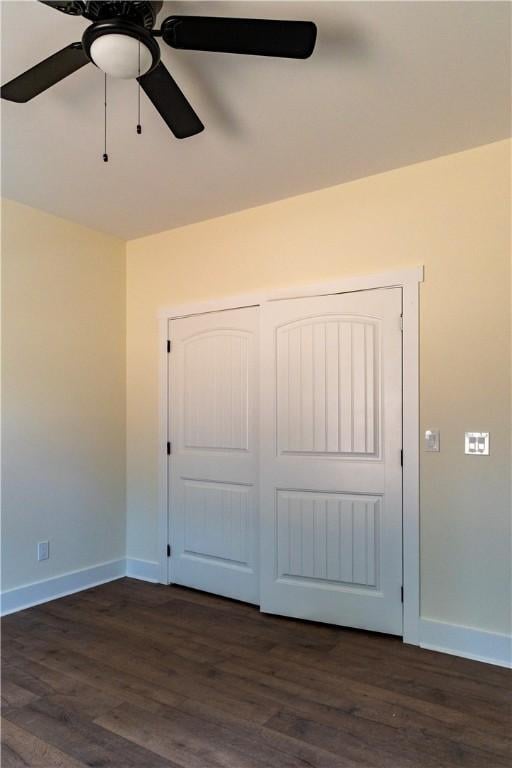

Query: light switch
[
  {"left": 465, "top": 432, "right": 489, "bottom": 455},
  {"left": 425, "top": 429, "right": 440, "bottom": 452}
]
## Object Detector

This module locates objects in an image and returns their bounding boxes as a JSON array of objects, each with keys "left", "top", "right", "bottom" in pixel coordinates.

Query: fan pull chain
[
  {"left": 136, "top": 41, "right": 142, "bottom": 134},
  {"left": 103, "top": 73, "right": 108, "bottom": 162}
]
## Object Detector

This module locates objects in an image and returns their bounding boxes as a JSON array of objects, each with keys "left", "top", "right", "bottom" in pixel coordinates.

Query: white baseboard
[
  {"left": 0, "top": 559, "right": 126, "bottom": 617},
  {"left": 0, "top": 557, "right": 161, "bottom": 616},
  {"left": 420, "top": 618, "right": 512, "bottom": 668},
  {"left": 1, "top": 557, "right": 161, "bottom": 616},
  {"left": 125, "top": 558, "right": 159, "bottom": 583},
  {"left": 3, "top": 567, "right": 511, "bottom": 670}
]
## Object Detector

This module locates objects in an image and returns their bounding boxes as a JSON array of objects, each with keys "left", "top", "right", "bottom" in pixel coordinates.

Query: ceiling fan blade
[
  {"left": 1, "top": 43, "right": 89, "bottom": 103},
  {"left": 161, "top": 16, "right": 317, "bottom": 59},
  {"left": 138, "top": 62, "right": 204, "bottom": 139},
  {"left": 38, "top": 1, "right": 85, "bottom": 15}
]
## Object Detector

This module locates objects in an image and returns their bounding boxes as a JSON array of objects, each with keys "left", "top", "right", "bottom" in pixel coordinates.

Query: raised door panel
[
  {"left": 183, "top": 331, "right": 250, "bottom": 452},
  {"left": 277, "top": 318, "right": 379, "bottom": 457},
  {"left": 276, "top": 490, "right": 379, "bottom": 589},
  {"left": 183, "top": 479, "right": 252, "bottom": 570}
]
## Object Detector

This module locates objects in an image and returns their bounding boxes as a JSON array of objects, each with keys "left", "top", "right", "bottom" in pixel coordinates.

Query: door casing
[{"left": 158, "top": 266, "right": 423, "bottom": 645}]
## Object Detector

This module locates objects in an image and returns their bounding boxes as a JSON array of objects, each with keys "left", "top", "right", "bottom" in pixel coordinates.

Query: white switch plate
[
  {"left": 465, "top": 432, "right": 490, "bottom": 455},
  {"left": 37, "top": 541, "right": 49, "bottom": 561},
  {"left": 425, "top": 429, "right": 440, "bottom": 452}
]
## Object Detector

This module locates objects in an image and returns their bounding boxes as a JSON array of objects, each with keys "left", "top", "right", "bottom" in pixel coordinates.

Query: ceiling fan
[{"left": 1, "top": 1, "right": 317, "bottom": 139}]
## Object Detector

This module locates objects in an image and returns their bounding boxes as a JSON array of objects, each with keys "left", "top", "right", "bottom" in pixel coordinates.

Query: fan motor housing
[{"left": 82, "top": 2, "right": 163, "bottom": 30}]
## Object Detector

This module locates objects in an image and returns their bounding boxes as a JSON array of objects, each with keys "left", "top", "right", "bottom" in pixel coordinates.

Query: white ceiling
[{"left": 1, "top": 1, "right": 510, "bottom": 239}]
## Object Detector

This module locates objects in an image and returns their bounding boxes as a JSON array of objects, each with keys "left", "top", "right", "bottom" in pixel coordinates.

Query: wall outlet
[
  {"left": 37, "top": 541, "right": 49, "bottom": 561},
  {"left": 465, "top": 432, "right": 490, "bottom": 455}
]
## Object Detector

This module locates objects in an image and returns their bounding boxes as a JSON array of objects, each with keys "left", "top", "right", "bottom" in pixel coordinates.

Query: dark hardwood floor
[{"left": 1, "top": 578, "right": 511, "bottom": 767}]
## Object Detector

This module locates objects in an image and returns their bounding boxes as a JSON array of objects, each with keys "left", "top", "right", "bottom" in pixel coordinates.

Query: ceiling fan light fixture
[
  {"left": 90, "top": 34, "right": 152, "bottom": 78},
  {"left": 82, "top": 19, "right": 160, "bottom": 80}
]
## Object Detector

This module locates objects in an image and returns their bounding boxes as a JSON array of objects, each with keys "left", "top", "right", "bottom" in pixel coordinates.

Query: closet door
[
  {"left": 168, "top": 307, "right": 259, "bottom": 604},
  {"left": 260, "top": 288, "right": 403, "bottom": 634}
]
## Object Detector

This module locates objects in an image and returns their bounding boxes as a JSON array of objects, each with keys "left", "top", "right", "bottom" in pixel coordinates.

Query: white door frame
[{"left": 158, "top": 266, "right": 423, "bottom": 645}]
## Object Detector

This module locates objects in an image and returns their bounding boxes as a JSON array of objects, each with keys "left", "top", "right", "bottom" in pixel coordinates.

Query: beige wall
[
  {"left": 126, "top": 139, "right": 511, "bottom": 635},
  {"left": 1, "top": 199, "right": 126, "bottom": 591},
  {"left": 2, "top": 141, "right": 509, "bottom": 636}
]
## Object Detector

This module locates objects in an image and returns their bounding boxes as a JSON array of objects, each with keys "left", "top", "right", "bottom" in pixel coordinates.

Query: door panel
[
  {"left": 277, "top": 318, "right": 378, "bottom": 455},
  {"left": 169, "top": 307, "right": 259, "bottom": 604},
  {"left": 183, "top": 331, "right": 250, "bottom": 450},
  {"left": 260, "top": 288, "right": 403, "bottom": 634},
  {"left": 276, "top": 490, "right": 380, "bottom": 587}
]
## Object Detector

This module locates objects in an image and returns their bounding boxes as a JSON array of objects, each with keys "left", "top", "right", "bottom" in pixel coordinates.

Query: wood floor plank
[
  {"left": 95, "top": 700, "right": 333, "bottom": 768},
  {"left": 34, "top": 599, "right": 231, "bottom": 671},
  {"left": 96, "top": 599, "right": 279, "bottom": 660},
  {"left": 159, "top": 691, "right": 351, "bottom": 768},
  {"left": 95, "top": 702, "right": 265, "bottom": 768},
  {"left": 4, "top": 698, "right": 178, "bottom": 767},
  {"left": 215, "top": 657, "right": 512, "bottom": 757},
  {"left": 265, "top": 709, "right": 511, "bottom": 768},
  {"left": 1, "top": 676, "right": 41, "bottom": 712},
  {"left": 2, "top": 579, "right": 511, "bottom": 768},
  {"left": 10, "top": 649, "right": 184, "bottom": 714},
  {"left": 252, "top": 641, "right": 512, "bottom": 724},
  {"left": 1, "top": 719, "right": 86, "bottom": 768},
  {"left": 210, "top": 664, "right": 512, "bottom": 767},
  {"left": 4, "top": 612, "right": 281, "bottom": 728}
]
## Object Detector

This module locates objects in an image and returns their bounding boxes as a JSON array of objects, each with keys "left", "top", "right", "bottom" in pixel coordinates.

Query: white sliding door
[
  {"left": 168, "top": 307, "right": 259, "bottom": 604},
  {"left": 259, "top": 288, "right": 403, "bottom": 634}
]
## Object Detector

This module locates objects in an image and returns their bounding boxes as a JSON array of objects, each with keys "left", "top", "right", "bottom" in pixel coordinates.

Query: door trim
[{"left": 158, "top": 266, "right": 423, "bottom": 645}]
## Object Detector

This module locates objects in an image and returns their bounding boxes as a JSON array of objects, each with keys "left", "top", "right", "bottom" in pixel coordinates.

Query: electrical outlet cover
[{"left": 465, "top": 432, "right": 490, "bottom": 455}]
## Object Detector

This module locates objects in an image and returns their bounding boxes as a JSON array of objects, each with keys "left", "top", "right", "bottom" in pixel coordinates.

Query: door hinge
[
  {"left": 400, "top": 449, "right": 403, "bottom": 466},
  {"left": 400, "top": 314, "right": 403, "bottom": 332},
  {"left": 167, "top": 441, "right": 171, "bottom": 455},
  {"left": 167, "top": 544, "right": 171, "bottom": 557},
  {"left": 401, "top": 586, "right": 404, "bottom": 603},
  {"left": 167, "top": 339, "right": 171, "bottom": 353}
]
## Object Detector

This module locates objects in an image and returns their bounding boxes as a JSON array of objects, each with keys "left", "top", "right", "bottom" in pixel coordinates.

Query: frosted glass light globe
[{"left": 90, "top": 34, "right": 153, "bottom": 79}]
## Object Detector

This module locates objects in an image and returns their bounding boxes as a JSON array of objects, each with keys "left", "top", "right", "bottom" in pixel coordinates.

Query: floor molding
[
  {"left": 125, "top": 558, "right": 160, "bottom": 583},
  {"left": 2, "top": 566, "right": 511, "bottom": 669},
  {"left": 0, "top": 559, "right": 126, "bottom": 616},
  {"left": 420, "top": 618, "right": 512, "bottom": 668}
]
